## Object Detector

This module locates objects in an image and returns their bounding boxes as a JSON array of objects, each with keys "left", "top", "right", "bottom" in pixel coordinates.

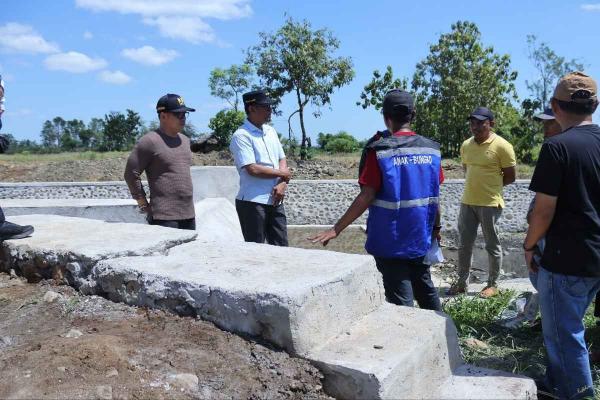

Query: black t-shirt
[{"left": 529, "top": 124, "right": 600, "bottom": 277}]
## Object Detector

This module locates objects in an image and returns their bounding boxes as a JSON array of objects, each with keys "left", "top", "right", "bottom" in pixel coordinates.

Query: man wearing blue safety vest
[{"left": 310, "top": 89, "right": 443, "bottom": 311}]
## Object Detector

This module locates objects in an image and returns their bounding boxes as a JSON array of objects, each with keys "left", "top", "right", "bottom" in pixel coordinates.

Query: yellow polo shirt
[{"left": 460, "top": 133, "right": 516, "bottom": 208}]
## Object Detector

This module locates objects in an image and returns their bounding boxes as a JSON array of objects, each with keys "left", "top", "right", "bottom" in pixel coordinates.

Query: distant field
[{"left": 0, "top": 150, "right": 536, "bottom": 181}]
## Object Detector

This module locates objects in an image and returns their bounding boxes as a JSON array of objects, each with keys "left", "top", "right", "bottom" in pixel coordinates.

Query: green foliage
[
  {"left": 443, "top": 290, "right": 515, "bottom": 336},
  {"left": 526, "top": 35, "right": 584, "bottom": 109},
  {"left": 509, "top": 99, "right": 543, "bottom": 164},
  {"left": 209, "top": 64, "right": 254, "bottom": 111},
  {"left": 208, "top": 109, "right": 246, "bottom": 147},
  {"left": 357, "top": 66, "right": 409, "bottom": 110},
  {"left": 412, "top": 21, "right": 518, "bottom": 157},
  {"left": 247, "top": 16, "right": 354, "bottom": 159},
  {"left": 318, "top": 131, "right": 360, "bottom": 153},
  {"left": 98, "top": 109, "right": 143, "bottom": 152}
]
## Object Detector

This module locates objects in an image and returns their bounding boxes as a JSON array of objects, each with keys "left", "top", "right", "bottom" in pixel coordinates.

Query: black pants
[
  {"left": 148, "top": 216, "right": 196, "bottom": 230},
  {"left": 374, "top": 257, "right": 442, "bottom": 311},
  {"left": 235, "top": 199, "right": 288, "bottom": 246}
]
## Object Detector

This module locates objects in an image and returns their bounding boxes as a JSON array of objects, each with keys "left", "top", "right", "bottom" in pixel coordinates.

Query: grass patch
[{"left": 444, "top": 291, "right": 600, "bottom": 393}]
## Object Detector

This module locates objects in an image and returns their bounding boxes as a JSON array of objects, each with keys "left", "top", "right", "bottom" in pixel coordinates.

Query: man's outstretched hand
[{"left": 308, "top": 228, "right": 338, "bottom": 246}]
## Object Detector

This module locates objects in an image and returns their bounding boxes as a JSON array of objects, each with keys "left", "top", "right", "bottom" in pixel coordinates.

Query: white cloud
[
  {"left": 0, "top": 23, "right": 60, "bottom": 54},
  {"left": 99, "top": 70, "right": 132, "bottom": 84},
  {"left": 121, "top": 45, "right": 179, "bottom": 66},
  {"left": 75, "top": 0, "right": 251, "bottom": 43},
  {"left": 83, "top": 31, "right": 94, "bottom": 39},
  {"left": 75, "top": 0, "right": 252, "bottom": 19},
  {"left": 143, "top": 16, "right": 215, "bottom": 44},
  {"left": 44, "top": 51, "right": 107, "bottom": 73},
  {"left": 581, "top": 3, "right": 600, "bottom": 11}
]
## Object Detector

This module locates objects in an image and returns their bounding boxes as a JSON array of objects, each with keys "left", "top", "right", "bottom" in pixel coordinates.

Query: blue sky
[{"left": 2, "top": 0, "right": 600, "bottom": 143}]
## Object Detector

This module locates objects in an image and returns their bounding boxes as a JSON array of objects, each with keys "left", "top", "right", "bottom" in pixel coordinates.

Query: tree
[
  {"left": 99, "top": 110, "right": 143, "bottom": 151},
  {"left": 526, "top": 35, "right": 584, "bottom": 109},
  {"left": 208, "top": 109, "right": 246, "bottom": 148},
  {"left": 357, "top": 66, "right": 409, "bottom": 110},
  {"left": 509, "top": 99, "right": 543, "bottom": 164},
  {"left": 411, "top": 21, "right": 518, "bottom": 156},
  {"left": 247, "top": 17, "right": 354, "bottom": 159},
  {"left": 321, "top": 131, "right": 360, "bottom": 153},
  {"left": 62, "top": 119, "right": 85, "bottom": 150},
  {"left": 209, "top": 64, "right": 254, "bottom": 111}
]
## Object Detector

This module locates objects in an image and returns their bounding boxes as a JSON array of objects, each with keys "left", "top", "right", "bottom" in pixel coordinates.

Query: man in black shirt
[{"left": 524, "top": 71, "right": 600, "bottom": 399}]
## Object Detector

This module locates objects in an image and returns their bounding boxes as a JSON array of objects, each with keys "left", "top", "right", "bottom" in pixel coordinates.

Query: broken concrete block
[
  {"left": 308, "top": 303, "right": 535, "bottom": 399},
  {"left": 92, "top": 240, "right": 384, "bottom": 356},
  {"left": 0, "top": 215, "right": 197, "bottom": 286}
]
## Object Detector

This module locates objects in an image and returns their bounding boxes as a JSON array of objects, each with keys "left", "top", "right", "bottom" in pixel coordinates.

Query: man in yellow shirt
[{"left": 447, "top": 107, "right": 516, "bottom": 298}]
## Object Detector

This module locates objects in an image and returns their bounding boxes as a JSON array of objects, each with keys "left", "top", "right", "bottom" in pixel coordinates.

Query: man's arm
[
  {"left": 272, "top": 158, "right": 290, "bottom": 205},
  {"left": 502, "top": 166, "right": 516, "bottom": 186},
  {"left": 523, "top": 192, "right": 557, "bottom": 269},
  {"left": 124, "top": 139, "right": 151, "bottom": 212},
  {"left": 308, "top": 185, "right": 377, "bottom": 246},
  {"left": 245, "top": 163, "right": 291, "bottom": 181}
]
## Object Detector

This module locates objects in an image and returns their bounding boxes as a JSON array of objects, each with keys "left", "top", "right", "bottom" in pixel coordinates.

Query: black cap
[
  {"left": 382, "top": 89, "right": 414, "bottom": 116},
  {"left": 534, "top": 107, "right": 555, "bottom": 121},
  {"left": 156, "top": 94, "right": 196, "bottom": 113},
  {"left": 468, "top": 106, "right": 494, "bottom": 121},
  {"left": 243, "top": 89, "right": 274, "bottom": 106}
]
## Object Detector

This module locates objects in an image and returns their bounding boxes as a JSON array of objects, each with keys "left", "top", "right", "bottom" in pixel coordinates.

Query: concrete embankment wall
[{"left": 1, "top": 166, "right": 533, "bottom": 233}]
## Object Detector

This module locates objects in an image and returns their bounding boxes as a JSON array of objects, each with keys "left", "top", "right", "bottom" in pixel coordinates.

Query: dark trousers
[
  {"left": 148, "top": 216, "right": 196, "bottom": 230},
  {"left": 374, "top": 257, "right": 442, "bottom": 311},
  {"left": 235, "top": 199, "right": 288, "bottom": 246}
]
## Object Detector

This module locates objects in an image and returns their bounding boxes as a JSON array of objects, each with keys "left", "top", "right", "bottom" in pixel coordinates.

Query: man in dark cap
[
  {"left": 309, "top": 89, "right": 443, "bottom": 311},
  {"left": 447, "top": 106, "right": 516, "bottom": 298},
  {"left": 524, "top": 71, "right": 600, "bottom": 399},
  {"left": 124, "top": 94, "right": 196, "bottom": 230},
  {"left": 229, "top": 89, "right": 290, "bottom": 245},
  {"left": 534, "top": 107, "right": 562, "bottom": 139}
]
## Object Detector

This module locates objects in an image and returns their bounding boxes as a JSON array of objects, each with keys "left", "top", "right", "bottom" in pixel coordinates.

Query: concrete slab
[
  {"left": 193, "top": 198, "right": 243, "bottom": 242},
  {"left": 0, "top": 215, "right": 197, "bottom": 289},
  {"left": 91, "top": 240, "right": 383, "bottom": 355},
  {"left": 307, "top": 303, "right": 535, "bottom": 399},
  {"left": 191, "top": 166, "right": 239, "bottom": 205},
  {"left": 2, "top": 199, "right": 144, "bottom": 223}
]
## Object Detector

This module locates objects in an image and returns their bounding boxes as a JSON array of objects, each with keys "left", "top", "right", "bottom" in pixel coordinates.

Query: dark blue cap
[
  {"left": 382, "top": 89, "right": 414, "bottom": 116},
  {"left": 156, "top": 94, "right": 195, "bottom": 113},
  {"left": 468, "top": 106, "right": 494, "bottom": 121},
  {"left": 534, "top": 107, "right": 555, "bottom": 120},
  {"left": 243, "top": 89, "right": 274, "bottom": 106}
]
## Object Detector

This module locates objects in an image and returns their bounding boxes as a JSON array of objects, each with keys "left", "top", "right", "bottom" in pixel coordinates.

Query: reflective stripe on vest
[{"left": 372, "top": 196, "right": 439, "bottom": 210}]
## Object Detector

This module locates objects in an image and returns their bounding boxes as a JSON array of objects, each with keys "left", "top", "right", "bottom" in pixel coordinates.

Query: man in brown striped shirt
[{"left": 124, "top": 94, "right": 196, "bottom": 230}]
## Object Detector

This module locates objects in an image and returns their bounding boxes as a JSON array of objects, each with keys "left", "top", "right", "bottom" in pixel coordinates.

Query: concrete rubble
[{"left": 0, "top": 214, "right": 536, "bottom": 399}]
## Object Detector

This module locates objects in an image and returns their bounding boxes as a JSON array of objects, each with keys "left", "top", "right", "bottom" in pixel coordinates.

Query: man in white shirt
[{"left": 229, "top": 90, "right": 290, "bottom": 246}]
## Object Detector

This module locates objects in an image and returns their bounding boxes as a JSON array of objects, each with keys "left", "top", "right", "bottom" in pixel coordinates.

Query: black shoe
[{"left": 0, "top": 221, "right": 34, "bottom": 240}]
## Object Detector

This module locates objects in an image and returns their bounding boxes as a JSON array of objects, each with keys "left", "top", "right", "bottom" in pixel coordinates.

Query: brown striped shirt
[{"left": 124, "top": 130, "right": 194, "bottom": 220}]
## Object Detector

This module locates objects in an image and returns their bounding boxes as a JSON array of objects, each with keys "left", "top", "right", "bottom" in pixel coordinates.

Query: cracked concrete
[{"left": 0, "top": 215, "right": 536, "bottom": 399}]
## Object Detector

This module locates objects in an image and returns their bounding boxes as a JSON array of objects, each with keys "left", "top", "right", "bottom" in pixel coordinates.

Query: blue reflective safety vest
[{"left": 364, "top": 133, "right": 441, "bottom": 259}]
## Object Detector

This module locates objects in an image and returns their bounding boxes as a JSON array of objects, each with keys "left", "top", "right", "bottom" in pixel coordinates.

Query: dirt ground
[{"left": 0, "top": 273, "right": 330, "bottom": 400}]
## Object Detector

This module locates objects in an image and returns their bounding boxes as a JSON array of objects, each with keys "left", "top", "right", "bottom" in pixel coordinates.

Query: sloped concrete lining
[
  {"left": 191, "top": 166, "right": 239, "bottom": 204},
  {"left": 308, "top": 303, "right": 535, "bottom": 399},
  {"left": 92, "top": 240, "right": 384, "bottom": 355},
  {"left": 193, "top": 198, "right": 243, "bottom": 242},
  {"left": 0, "top": 215, "right": 197, "bottom": 290},
  {"left": 2, "top": 199, "right": 145, "bottom": 223}
]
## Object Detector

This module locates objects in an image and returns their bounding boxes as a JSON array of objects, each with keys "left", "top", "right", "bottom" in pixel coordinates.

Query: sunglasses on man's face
[{"left": 171, "top": 111, "right": 189, "bottom": 120}]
